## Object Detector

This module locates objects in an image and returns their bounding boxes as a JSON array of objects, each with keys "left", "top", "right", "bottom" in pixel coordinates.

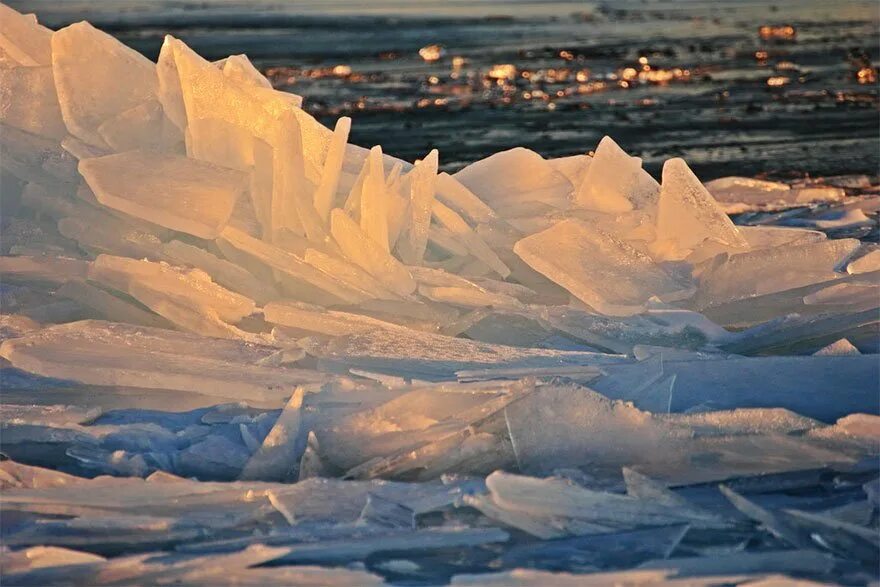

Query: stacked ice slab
[{"left": 0, "top": 5, "right": 878, "bottom": 585}]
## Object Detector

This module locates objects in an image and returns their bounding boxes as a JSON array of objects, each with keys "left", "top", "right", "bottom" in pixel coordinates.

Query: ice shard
[
  {"left": 0, "top": 7, "right": 876, "bottom": 583},
  {"left": 239, "top": 387, "right": 308, "bottom": 482},
  {"left": 654, "top": 158, "right": 747, "bottom": 259},
  {"left": 51, "top": 22, "right": 158, "bottom": 148},
  {"left": 80, "top": 151, "right": 247, "bottom": 239},
  {"left": 575, "top": 136, "right": 658, "bottom": 213},
  {"left": 0, "top": 321, "right": 326, "bottom": 405},
  {"left": 515, "top": 219, "right": 692, "bottom": 316}
]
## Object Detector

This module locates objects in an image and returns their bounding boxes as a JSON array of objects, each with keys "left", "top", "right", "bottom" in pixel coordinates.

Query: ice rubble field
[{"left": 0, "top": 4, "right": 879, "bottom": 586}]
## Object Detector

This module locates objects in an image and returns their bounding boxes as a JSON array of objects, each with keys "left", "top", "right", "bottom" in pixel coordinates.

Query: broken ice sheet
[
  {"left": 575, "top": 136, "right": 658, "bottom": 213},
  {"left": 453, "top": 147, "right": 573, "bottom": 214},
  {"left": 239, "top": 387, "right": 307, "bottom": 482},
  {"left": 80, "top": 150, "right": 247, "bottom": 239},
  {"left": 515, "top": 218, "right": 692, "bottom": 316},
  {"left": 693, "top": 238, "right": 860, "bottom": 310},
  {"left": 301, "top": 319, "right": 623, "bottom": 381},
  {"left": 596, "top": 354, "right": 878, "bottom": 422},
  {"left": 503, "top": 382, "right": 859, "bottom": 484},
  {"left": 51, "top": 21, "right": 159, "bottom": 148},
  {"left": 0, "top": 66, "right": 67, "bottom": 140},
  {"left": 316, "top": 382, "right": 516, "bottom": 471},
  {"left": 653, "top": 158, "right": 747, "bottom": 260},
  {"left": 0, "top": 4, "right": 53, "bottom": 66},
  {"left": 0, "top": 320, "right": 326, "bottom": 406}
]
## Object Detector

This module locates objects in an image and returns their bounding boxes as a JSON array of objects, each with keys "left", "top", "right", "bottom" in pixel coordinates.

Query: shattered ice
[{"left": 0, "top": 5, "right": 877, "bottom": 586}]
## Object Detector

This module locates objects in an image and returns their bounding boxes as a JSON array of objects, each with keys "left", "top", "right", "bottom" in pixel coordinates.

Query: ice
[
  {"left": 653, "top": 158, "right": 747, "bottom": 259},
  {"left": 238, "top": 387, "right": 307, "bottom": 481},
  {"left": 813, "top": 338, "right": 861, "bottom": 356},
  {"left": 96, "top": 100, "right": 181, "bottom": 153},
  {"left": 313, "top": 117, "right": 351, "bottom": 222},
  {"left": 80, "top": 151, "right": 247, "bottom": 239},
  {"left": 454, "top": 147, "right": 573, "bottom": 214},
  {"left": 217, "top": 225, "right": 374, "bottom": 304},
  {"left": 0, "top": 7, "right": 877, "bottom": 583},
  {"left": 301, "top": 322, "right": 623, "bottom": 381},
  {"left": 515, "top": 219, "right": 692, "bottom": 316},
  {"left": 55, "top": 280, "right": 173, "bottom": 329},
  {"left": 89, "top": 254, "right": 255, "bottom": 326},
  {"left": 597, "top": 355, "right": 878, "bottom": 422},
  {"left": 435, "top": 172, "right": 498, "bottom": 225},
  {"left": 51, "top": 22, "right": 158, "bottom": 149},
  {"left": 847, "top": 248, "right": 880, "bottom": 274},
  {"left": 693, "top": 238, "right": 860, "bottom": 309},
  {"left": 397, "top": 149, "right": 439, "bottom": 264},
  {"left": 433, "top": 200, "right": 511, "bottom": 278},
  {"left": 330, "top": 208, "right": 416, "bottom": 297},
  {"left": 221, "top": 54, "right": 272, "bottom": 89},
  {"left": 162, "top": 239, "right": 279, "bottom": 305},
  {"left": 0, "top": 320, "right": 326, "bottom": 406},
  {"left": 359, "top": 145, "right": 391, "bottom": 251},
  {"left": 638, "top": 550, "right": 836, "bottom": 577},
  {"left": 0, "top": 66, "right": 66, "bottom": 140},
  {"left": 575, "top": 136, "right": 658, "bottom": 213},
  {"left": 0, "top": 4, "right": 52, "bottom": 66}
]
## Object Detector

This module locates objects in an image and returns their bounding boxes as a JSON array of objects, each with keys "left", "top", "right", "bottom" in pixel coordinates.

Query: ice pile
[{"left": 0, "top": 5, "right": 878, "bottom": 585}]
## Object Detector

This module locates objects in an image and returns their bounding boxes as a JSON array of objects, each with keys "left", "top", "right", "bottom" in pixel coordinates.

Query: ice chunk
[
  {"left": 500, "top": 525, "right": 689, "bottom": 571},
  {"left": 56, "top": 280, "right": 172, "bottom": 330},
  {"left": 330, "top": 208, "right": 416, "bottom": 297},
  {"left": 303, "top": 250, "right": 396, "bottom": 301},
  {"left": 169, "top": 37, "right": 331, "bottom": 182},
  {"left": 694, "top": 238, "right": 860, "bottom": 309},
  {"left": 217, "top": 226, "right": 372, "bottom": 305},
  {"left": 483, "top": 471, "right": 724, "bottom": 529},
  {"left": 738, "top": 226, "right": 826, "bottom": 251},
  {"left": 301, "top": 320, "right": 622, "bottom": 381},
  {"left": 638, "top": 550, "right": 835, "bottom": 577},
  {"left": 52, "top": 22, "right": 158, "bottom": 148},
  {"left": 313, "top": 117, "right": 351, "bottom": 222},
  {"left": 156, "top": 36, "right": 186, "bottom": 131},
  {"left": 397, "top": 151, "right": 439, "bottom": 264},
  {"left": 0, "top": 320, "right": 326, "bottom": 405},
  {"left": 847, "top": 248, "right": 880, "bottom": 274},
  {"left": 359, "top": 145, "right": 391, "bottom": 251},
  {"left": 515, "top": 219, "right": 692, "bottom": 316},
  {"left": 601, "top": 354, "right": 878, "bottom": 422},
  {"left": 80, "top": 151, "right": 246, "bottom": 239},
  {"left": 548, "top": 154, "right": 592, "bottom": 188},
  {"left": 0, "top": 4, "right": 53, "bottom": 66},
  {"left": 264, "top": 301, "right": 389, "bottom": 336},
  {"left": 0, "top": 255, "right": 89, "bottom": 285},
  {"left": 435, "top": 172, "right": 497, "bottom": 225},
  {"left": 270, "top": 527, "right": 509, "bottom": 565},
  {"left": 707, "top": 176, "right": 847, "bottom": 213},
  {"left": 97, "top": 100, "right": 181, "bottom": 153},
  {"left": 432, "top": 200, "right": 510, "bottom": 278},
  {"left": 239, "top": 387, "right": 307, "bottom": 482},
  {"left": 454, "top": 148, "right": 573, "bottom": 213},
  {"left": 222, "top": 54, "right": 272, "bottom": 89},
  {"left": 653, "top": 158, "right": 747, "bottom": 259},
  {"left": 813, "top": 338, "right": 861, "bottom": 356},
  {"left": 89, "top": 255, "right": 255, "bottom": 325},
  {"left": 0, "top": 66, "right": 66, "bottom": 140},
  {"left": 162, "top": 240, "right": 279, "bottom": 305},
  {"left": 575, "top": 136, "right": 658, "bottom": 212}
]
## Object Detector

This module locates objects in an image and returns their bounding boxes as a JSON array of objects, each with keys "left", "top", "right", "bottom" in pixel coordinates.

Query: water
[{"left": 12, "top": 0, "right": 880, "bottom": 177}]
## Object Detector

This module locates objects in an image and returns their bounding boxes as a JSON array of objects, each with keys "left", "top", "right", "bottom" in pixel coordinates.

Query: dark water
[{"left": 12, "top": 0, "right": 880, "bottom": 177}]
